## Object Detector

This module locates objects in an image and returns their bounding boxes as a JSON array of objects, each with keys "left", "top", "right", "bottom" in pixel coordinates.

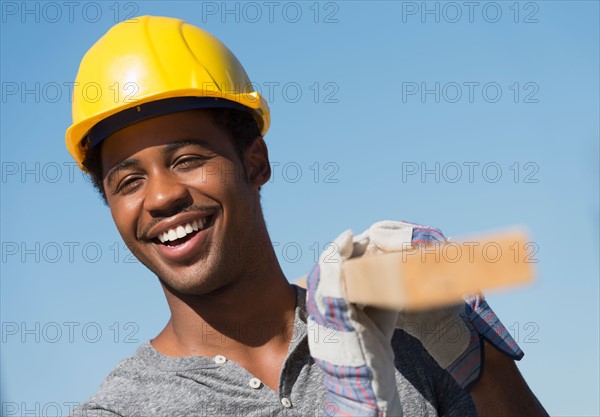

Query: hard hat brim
[{"left": 66, "top": 89, "right": 270, "bottom": 171}]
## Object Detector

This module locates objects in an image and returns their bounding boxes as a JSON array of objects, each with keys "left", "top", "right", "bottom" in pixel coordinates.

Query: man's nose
[{"left": 143, "top": 172, "right": 192, "bottom": 217}]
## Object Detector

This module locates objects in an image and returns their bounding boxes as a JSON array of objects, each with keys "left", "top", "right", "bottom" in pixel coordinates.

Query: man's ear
[{"left": 243, "top": 136, "right": 271, "bottom": 187}]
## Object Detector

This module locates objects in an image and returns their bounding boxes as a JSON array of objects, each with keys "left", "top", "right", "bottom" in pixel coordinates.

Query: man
[{"left": 66, "top": 16, "right": 548, "bottom": 416}]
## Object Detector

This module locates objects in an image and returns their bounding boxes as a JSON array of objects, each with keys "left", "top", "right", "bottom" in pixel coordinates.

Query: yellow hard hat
[{"left": 65, "top": 15, "right": 270, "bottom": 170}]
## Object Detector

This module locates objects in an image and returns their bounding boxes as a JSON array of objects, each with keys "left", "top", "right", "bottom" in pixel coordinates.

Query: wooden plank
[{"left": 342, "top": 229, "right": 535, "bottom": 310}]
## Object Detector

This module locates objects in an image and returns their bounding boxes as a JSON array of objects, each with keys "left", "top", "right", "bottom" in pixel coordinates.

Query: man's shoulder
[
  {"left": 69, "top": 344, "right": 145, "bottom": 415},
  {"left": 95, "top": 343, "right": 154, "bottom": 389},
  {"left": 71, "top": 341, "right": 242, "bottom": 417},
  {"left": 70, "top": 342, "right": 178, "bottom": 416},
  {"left": 391, "top": 329, "right": 477, "bottom": 416}
]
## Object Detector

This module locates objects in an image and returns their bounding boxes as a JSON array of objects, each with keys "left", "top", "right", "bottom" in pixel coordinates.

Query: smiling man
[
  {"left": 95, "top": 108, "right": 296, "bottom": 393},
  {"left": 66, "top": 15, "right": 547, "bottom": 417}
]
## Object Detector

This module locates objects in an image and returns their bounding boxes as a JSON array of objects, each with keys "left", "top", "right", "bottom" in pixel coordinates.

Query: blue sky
[{"left": 1, "top": 1, "right": 598, "bottom": 415}]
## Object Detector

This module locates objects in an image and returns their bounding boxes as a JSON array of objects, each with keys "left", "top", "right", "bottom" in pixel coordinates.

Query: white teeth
[{"left": 156, "top": 218, "right": 208, "bottom": 243}]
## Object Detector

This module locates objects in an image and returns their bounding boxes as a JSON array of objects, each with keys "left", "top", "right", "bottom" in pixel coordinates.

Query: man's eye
[
  {"left": 174, "top": 156, "right": 210, "bottom": 169},
  {"left": 116, "top": 176, "right": 143, "bottom": 194}
]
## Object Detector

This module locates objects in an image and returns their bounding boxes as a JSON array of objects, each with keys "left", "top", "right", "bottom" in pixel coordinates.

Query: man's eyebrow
[
  {"left": 161, "top": 139, "right": 216, "bottom": 156},
  {"left": 105, "top": 158, "right": 140, "bottom": 187}
]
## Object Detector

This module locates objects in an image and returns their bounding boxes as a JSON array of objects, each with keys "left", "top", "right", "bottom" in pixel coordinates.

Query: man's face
[{"left": 101, "top": 110, "right": 269, "bottom": 295}]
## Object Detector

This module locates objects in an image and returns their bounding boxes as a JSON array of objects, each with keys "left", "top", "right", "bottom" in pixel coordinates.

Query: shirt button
[
  {"left": 214, "top": 355, "right": 227, "bottom": 364},
  {"left": 248, "top": 378, "right": 262, "bottom": 389},
  {"left": 281, "top": 397, "right": 292, "bottom": 408}
]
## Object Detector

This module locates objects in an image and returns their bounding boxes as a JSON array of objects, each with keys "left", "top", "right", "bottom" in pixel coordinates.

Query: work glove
[
  {"left": 362, "top": 220, "right": 524, "bottom": 390},
  {"left": 306, "top": 229, "right": 403, "bottom": 417},
  {"left": 306, "top": 219, "right": 525, "bottom": 415}
]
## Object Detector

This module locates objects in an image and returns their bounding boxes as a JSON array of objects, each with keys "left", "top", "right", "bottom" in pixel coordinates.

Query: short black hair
[{"left": 81, "top": 108, "right": 262, "bottom": 204}]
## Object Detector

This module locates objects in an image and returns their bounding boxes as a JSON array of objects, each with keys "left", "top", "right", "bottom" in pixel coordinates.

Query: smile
[
  {"left": 147, "top": 211, "right": 218, "bottom": 262},
  {"left": 157, "top": 218, "right": 207, "bottom": 244},
  {"left": 146, "top": 210, "right": 218, "bottom": 264}
]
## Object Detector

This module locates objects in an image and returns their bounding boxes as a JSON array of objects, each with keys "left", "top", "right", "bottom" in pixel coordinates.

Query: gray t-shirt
[{"left": 70, "top": 286, "right": 477, "bottom": 416}]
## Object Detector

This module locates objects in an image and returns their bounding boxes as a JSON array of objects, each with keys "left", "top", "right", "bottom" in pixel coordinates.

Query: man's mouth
[{"left": 152, "top": 214, "right": 214, "bottom": 248}]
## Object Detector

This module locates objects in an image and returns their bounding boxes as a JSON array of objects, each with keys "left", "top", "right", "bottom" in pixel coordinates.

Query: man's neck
[{"left": 151, "top": 260, "right": 296, "bottom": 360}]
